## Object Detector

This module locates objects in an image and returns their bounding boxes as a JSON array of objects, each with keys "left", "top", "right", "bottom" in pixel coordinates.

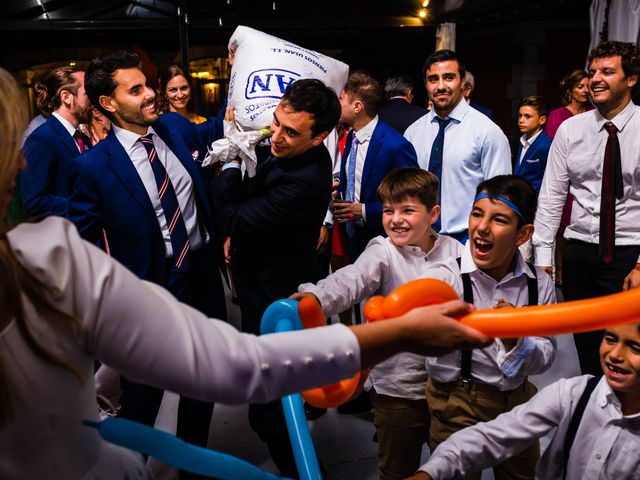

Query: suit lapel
[
  {"left": 105, "top": 134, "right": 156, "bottom": 215},
  {"left": 48, "top": 115, "right": 81, "bottom": 157},
  {"left": 153, "top": 122, "right": 213, "bottom": 220},
  {"left": 361, "top": 121, "right": 384, "bottom": 193}
]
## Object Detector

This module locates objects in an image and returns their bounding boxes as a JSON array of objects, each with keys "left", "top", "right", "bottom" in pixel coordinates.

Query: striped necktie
[{"left": 139, "top": 134, "right": 191, "bottom": 270}]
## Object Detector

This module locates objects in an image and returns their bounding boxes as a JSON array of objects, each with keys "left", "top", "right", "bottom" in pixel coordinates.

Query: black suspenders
[
  {"left": 562, "top": 375, "right": 601, "bottom": 480},
  {"left": 456, "top": 258, "right": 538, "bottom": 383}
]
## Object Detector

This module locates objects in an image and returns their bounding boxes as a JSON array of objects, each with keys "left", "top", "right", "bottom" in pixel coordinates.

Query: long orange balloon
[
  {"left": 297, "top": 297, "right": 369, "bottom": 408},
  {"left": 364, "top": 278, "right": 640, "bottom": 337}
]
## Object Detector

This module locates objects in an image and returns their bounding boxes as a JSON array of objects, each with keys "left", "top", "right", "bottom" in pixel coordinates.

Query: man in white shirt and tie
[
  {"left": 533, "top": 41, "right": 640, "bottom": 375},
  {"left": 405, "top": 50, "right": 511, "bottom": 243}
]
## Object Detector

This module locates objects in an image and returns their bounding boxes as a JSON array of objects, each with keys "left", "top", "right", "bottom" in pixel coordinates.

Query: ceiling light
[{"left": 418, "top": 9, "right": 427, "bottom": 18}]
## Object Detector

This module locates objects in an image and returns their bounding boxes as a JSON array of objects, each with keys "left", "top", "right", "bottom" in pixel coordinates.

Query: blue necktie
[
  {"left": 429, "top": 117, "right": 450, "bottom": 232},
  {"left": 139, "top": 134, "right": 191, "bottom": 270},
  {"left": 345, "top": 136, "right": 359, "bottom": 238}
]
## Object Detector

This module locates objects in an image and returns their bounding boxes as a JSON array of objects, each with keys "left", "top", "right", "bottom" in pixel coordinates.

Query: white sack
[{"left": 227, "top": 25, "right": 349, "bottom": 130}]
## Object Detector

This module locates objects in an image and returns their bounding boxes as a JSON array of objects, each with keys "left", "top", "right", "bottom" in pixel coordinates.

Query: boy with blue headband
[{"left": 422, "top": 175, "right": 557, "bottom": 480}]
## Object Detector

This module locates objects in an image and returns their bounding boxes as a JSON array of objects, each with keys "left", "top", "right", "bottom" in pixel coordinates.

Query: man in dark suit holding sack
[
  {"left": 69, "top": 50, "right": 225, "bottom": 480},
  {"left": 213, "top": 78, "right": 340, "bottom": 477}
]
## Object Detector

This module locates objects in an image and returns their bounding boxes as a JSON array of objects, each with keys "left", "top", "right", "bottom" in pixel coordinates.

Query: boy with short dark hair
[
  {"left": 294, "top": 166, "right": 462, "bottom": 480},
  {"left": 411, "top": 322, "right": 640, "bottom": 480},
  {"left": 515, "top": 95, "right": 552, "bottom": 194},
  {"left": 422, "top": 175, "right": 557, "bottom": 480}
]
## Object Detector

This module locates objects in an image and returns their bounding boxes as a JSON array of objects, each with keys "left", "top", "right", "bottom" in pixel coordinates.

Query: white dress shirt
[
  {"left": 404, "top": 99, "right": 511, "bottom": 234},
  {"left": 419, "top": 375, "right": 640, "bottom": 480},
  {"left": 2, "top": 217, "right": 361, "bottom": 480},
  {"left": 112, "top": 124, "right": 203, "bottom": 256},
  {"left": 423, "top": 245, "right": 556, "bottom": 390},
  {"left": 299, "top": 232, "right": 463, "bottom": 399},
  {"left": 533, "top": 101, "right": 640, "bottom": 266}
]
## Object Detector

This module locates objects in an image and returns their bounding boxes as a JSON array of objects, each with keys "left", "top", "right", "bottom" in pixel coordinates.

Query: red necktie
[
  {"left": 599, "top": 122, "right": 623, "bottom": 264},
  {"left": 73, "top": 130, "right": 86, "bottom": 153}
]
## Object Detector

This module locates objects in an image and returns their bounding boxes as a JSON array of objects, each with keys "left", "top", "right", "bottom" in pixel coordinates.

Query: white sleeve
[
  {"left": 8, "top": 218, "right": 361, "bottom": 405},
  {"left": 419, "top": 378, "right": 569, "bottom": 479},
  {"left": 533, "top": 125, "right": 570, "bottom": 266},
  {"left": 298, "top": 239, "right": 388, "bottom": 316},
  {"left": 497, "top": 271, "right": 557, "bottom": 377},
  {"left": 480, "top": 126, "right": 513, "bottom": 179}
]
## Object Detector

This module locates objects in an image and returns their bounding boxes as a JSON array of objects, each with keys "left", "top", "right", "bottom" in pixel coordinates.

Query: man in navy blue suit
[
  {"left": 334, "top": 70, "right": 419, "bottom": 261},
  {"left": 69, "top": 51, "right": 225, "bottom": 478},
  {"left": 22, "top": 66, "right": 93, "bottom": 217},
  {"left": 377, "top": 75, "right": 428, "bottom": 134}
]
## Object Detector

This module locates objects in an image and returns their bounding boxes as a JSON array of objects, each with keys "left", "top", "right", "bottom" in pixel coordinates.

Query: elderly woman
[{"left": 0, "top": 68, "right": 486, "bottom": 479}]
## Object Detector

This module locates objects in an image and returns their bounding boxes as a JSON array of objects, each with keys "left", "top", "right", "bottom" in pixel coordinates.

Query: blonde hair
[{"left": 0, "top": 68, "right": 83, "bottom": 429}]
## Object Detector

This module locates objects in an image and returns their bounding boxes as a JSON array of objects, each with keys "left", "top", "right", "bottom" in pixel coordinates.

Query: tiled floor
[{"left": 147, "top": 287, "right": 581, "bottom": 479}]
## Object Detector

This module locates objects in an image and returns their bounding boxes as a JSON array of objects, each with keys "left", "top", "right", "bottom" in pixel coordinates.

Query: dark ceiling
[{"left": 0, "top": 0, "right": 590, "bottom": 72}]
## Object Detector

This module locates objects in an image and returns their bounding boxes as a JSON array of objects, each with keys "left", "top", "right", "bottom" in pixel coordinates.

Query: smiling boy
[
  {"left": 422, "top": 175, "right": 557, "bottom": 480},
  {"left": 410, "top": 322, "right": 640, "bottom": 480},
  {"left": 295, "top": 167, "right": 462, "bottom": 480}
]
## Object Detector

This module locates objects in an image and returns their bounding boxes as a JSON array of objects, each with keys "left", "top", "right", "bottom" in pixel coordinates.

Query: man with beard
[
  {"left": 404, "top": 50, "right": 511, "bottom": 243},
  {"left": 69, "top": 51, "right": 225, "bottom": 479},
  {"left": 533, "top": 41, "right": 640, "bottom": 376},
  {"left": 22, "top": 66, "right": 93, "bottom": 217}
]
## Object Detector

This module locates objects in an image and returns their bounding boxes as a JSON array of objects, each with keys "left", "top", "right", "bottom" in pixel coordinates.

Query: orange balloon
[
  {"left": 362, "top": 295, "right": 385, "bottom": 321},
  {"left": 297, "top": 297, "right": 369, "bottom": 408},
  {"left": 364, "top": 278, "right": 640, "bottom": 337}
]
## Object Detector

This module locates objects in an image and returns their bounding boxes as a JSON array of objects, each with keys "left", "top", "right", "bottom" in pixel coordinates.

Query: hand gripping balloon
[{"left": 364, "top": 278, "right": 640, "bottom": 337}]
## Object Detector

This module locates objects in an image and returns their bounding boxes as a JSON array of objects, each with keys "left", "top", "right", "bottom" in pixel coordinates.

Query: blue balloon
[
  {"left": 84, "top": 417, "right": 287, "bottom": 480},
  {"left": 85, "top": 297, "right": 324, "bottom": 480},
  {"left": 261, "top": 298, "right": 324, "bottom": 480}
]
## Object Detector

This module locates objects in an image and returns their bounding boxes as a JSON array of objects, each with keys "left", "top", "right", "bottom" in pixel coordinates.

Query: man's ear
[
  {"left": 311, "top": 130, "right": 330, "bottom": 147},
  {"left": 627, "top": 73, "right": 638, "bottom": 89},
  {"left": 59, "top": 89, "right": 73, "bottom": 108},
  {"left": 515, "top": 224, "right": 534, "bottom": 247},
  {"left": 99, "top": 95, "right": 117, "bottom": 115}
]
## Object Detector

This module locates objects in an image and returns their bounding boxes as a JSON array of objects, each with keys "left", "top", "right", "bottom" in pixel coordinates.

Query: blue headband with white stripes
[{"left": 474, "top": 193, "right": 525, "bottom": 220}]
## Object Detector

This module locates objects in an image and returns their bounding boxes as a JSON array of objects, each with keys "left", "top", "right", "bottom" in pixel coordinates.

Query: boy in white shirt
[
  {"left": 294, "top": 167, "right": 463, "bottom": 480},
  {"left": 410, "top": 322, "right": 640, "bottom": 480},
  {"left": 423, "top": 175, "right": 557, "bottom": 480}
]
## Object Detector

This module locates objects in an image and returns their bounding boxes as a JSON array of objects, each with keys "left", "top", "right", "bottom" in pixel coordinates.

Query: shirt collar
[
  {"left": 460, "top": 242, "right": 534, "bottom": 280},
  {"left": 112, "top": 124, "right": 156, "bottom": 153},
  {"left": 51, "top": 112, "right": 77, "bottom": 137},
  {"left": 594, "top": 99, "right": 637, "bottom": 133},
  {"left": 599, "top": 376, "right": 640, "bottom": 418},
  {"left": 429, "top": 97, "right": 468, "bottom": 125},
  {"left": 354, "top": 115, "right": 378, "bottom": 145},
  {"left": 520, "top": 129, "right": 542, "bottom": 148},
  {"left": 393, "top": 229, "right": 440, "bottom": 257}
]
